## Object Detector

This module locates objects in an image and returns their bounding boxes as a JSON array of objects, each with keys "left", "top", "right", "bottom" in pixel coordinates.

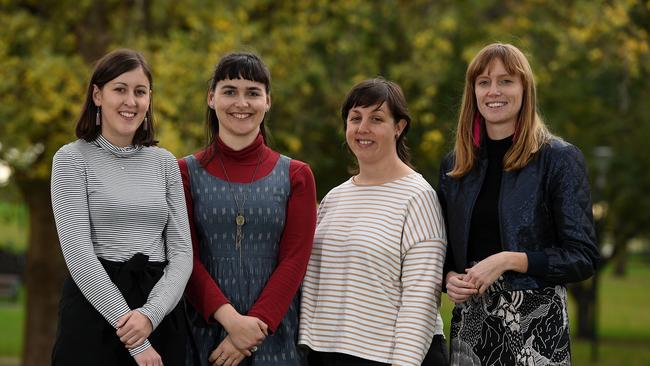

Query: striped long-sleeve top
[
  {"left": 50, "top": 135, "right": 192, "bottom": 355},
  {"left": 298, "top": 173, "right": 446, "bottom": 366}
]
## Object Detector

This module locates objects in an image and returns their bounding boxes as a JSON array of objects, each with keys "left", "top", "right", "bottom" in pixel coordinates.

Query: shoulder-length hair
[
  {"left": 449, "top": 43, "right": 551, "bottom": 178},
  {"left": 201, "top": 52, "right": 271, "bottom": 166},
  {"left": 76, "top": 48, "right": 156, "bottom": 146},
  {"left": 341, "top": 78, "right": 413, "bottom": 168}
]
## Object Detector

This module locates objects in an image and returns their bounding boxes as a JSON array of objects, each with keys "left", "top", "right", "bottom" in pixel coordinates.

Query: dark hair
[
  {"left": 203, "top": 52, "right": 271, "bottom": 164},
  {"left": 341, "top": 78, "right": 413, "bottom": 167},
  {"left": 75, "top": 48, "right": 156, "bottom": 146}
]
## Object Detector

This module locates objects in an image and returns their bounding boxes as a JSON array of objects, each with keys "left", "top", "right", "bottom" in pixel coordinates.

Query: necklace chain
[{"left": 215, "top": 148, "right": 264, "bottom": 251}]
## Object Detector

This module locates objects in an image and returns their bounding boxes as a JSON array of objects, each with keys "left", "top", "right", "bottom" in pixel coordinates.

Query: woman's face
[
  {"left": 345, "top": 102, "right": 405, "bottom": 166},
  {"left": 93, "top": 67, "right": 150, "bottom": 146},
  {"left": 474, "top": 58, "right": 523, "bottom": 137},
  {"left": 209, "top": 78, "right": 270, "bottom": 143}
]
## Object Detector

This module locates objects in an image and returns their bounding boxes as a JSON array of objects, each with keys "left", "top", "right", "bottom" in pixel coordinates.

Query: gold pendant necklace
[{"left": 216, "top": 148, "right": 263, "bottom": 251}]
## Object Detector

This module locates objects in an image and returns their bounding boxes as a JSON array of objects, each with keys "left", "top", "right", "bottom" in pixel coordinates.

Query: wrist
[
  {"left": 214, "top": 304, "right": 240, "bottom": 331},
  {"left": 503, "top": 252, "right": 528, "bottom": 273}
]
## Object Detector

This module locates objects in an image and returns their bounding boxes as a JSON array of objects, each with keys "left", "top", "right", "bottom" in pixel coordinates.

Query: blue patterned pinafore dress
[{"left": 184, "top": 154, "right": 306, "bottom": 366}]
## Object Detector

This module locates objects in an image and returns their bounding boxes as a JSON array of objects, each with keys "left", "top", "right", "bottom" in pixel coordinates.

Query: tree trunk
[
  {"left": 569, "top": 277, "right": 597, "bottom": 339},
  {"left": 612, "top": 234, "right": 629, "bottom": 277},
  {"left": 16, "top": 177, "right": 66, "bottom": 366}
]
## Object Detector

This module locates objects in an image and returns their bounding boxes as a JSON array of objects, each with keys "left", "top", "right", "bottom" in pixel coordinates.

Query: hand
[
  {"left": 116, "top": 310, "right": 153, "bottom": 349},
  {"left": 208, "top": 336, "right": 249, "bottom": 366},
  {"left": 464, "top": 252, "right": 528, "bottom": 295},
  {"left": 214, "top": 305, "right": 268, "bottom": 350},
  {"left": 133, "top": 346, "right": 163, "bottom": 366},
  {"left": 227, "top": 315, "right": 267, "bottom": 350},
  {"left": 446, "top": 271, "right": 478, "bottom": 304}
]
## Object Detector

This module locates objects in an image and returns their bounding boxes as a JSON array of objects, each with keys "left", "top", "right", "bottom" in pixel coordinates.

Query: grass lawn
[
  {"left": 0, "top": 293, "right": 23, "bottom": 357},
  {"left": 1, "top": 257, "right": 649, "bottom": 364}
]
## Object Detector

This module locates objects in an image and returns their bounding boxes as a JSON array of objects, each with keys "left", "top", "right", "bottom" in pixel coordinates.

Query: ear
[
  {"left": 207, "top": 90, "right": 215, "bottom": 109},
  {"left": 395, "top": 119, "right": 407, "bottom": 137},
  {"left": 92, "top": 85, "right": 102, "bottom": 106},
  {"left": 265, "top": 93, "right": 272, "bottom": 112}
]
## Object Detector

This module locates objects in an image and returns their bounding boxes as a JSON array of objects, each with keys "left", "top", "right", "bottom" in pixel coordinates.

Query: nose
[
  {"left": 234, "top": 95, "right": 249, "bottom": 108},
  {"left": 488, "top": 83, "right": 501, "bottom": 96},
  {"left": 357, "top": 117, "right": 371, "bottom": 133},
  {"left": 124, "top": 92, "right": 137, "bottom": 106}
]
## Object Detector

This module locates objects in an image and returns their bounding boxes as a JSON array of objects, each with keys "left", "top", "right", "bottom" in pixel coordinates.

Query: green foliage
[
  {"left": 2, "top": 0, "right": 648, "bottom": 201},
  {"left": 0, "top": 202, "right": 28, "bottom": 253}
]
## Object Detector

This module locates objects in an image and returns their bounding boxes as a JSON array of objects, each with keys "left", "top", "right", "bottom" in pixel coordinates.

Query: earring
[
  {"left": 143, "top": 114, "right": 148, "bottom": 131},
  {"left": 95, "top": 107, "right": 101, "bottom": 126}
]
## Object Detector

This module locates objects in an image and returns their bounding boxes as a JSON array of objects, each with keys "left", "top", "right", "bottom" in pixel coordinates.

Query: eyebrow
[
  {"left": 112, "top": 81, "right": 149, "bottom": 89},
  {"left": 477, "top": 73, "right": 512, "bottom": 78},
  {"left": 220, "top": 84, "right": 263, "bottom": 91},
  {"left": 350, "top": 103, "right": 386, "bottom": 113}
]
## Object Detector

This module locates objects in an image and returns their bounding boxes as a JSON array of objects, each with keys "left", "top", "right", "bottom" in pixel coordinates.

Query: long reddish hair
[{"left": 449, "top": 43, "right": 551, "bottom": 178}]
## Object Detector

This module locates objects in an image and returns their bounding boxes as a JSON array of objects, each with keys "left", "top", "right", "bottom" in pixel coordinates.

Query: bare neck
[{"left": 355, "top": 157, "right": 415, "bottom": 185}]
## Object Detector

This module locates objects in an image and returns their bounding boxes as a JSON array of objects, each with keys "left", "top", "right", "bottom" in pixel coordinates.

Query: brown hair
[
  {"left": 341, "top": 78, "right": 413, "bottom": 168},
  {"left": 76, "top": 48, "right": 156, "bottom": 146},
  {"left": 449, "top": 43, "right": 551, "bottom": 177},
  {"left": 201, "top": 52, "right": 271, "bottom": 166}
]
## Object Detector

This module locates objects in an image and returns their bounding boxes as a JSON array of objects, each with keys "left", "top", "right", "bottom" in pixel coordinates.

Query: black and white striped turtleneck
[{"left": 51, "top": 134, "right": 192, "bottom": 355}]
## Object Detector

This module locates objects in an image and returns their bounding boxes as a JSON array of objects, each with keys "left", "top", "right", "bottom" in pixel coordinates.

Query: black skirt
[{"left": 51, "top": 253, "right": 187, "bottom": 366}]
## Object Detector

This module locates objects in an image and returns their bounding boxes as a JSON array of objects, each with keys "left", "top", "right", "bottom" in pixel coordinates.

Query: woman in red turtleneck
[{"left": 179, "top": 52, "right": 317, "bottom": 366}]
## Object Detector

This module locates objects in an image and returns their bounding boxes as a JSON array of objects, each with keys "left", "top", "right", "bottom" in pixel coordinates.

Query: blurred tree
[
  {"left": 1, "top": 0, "right": 649, "bottom": 364},
  {"left": 0, "top": 1, "right": 228, "bottom": 364}
]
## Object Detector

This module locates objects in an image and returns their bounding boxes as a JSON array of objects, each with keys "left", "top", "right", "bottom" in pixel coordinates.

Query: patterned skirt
[{"left": 450, "top": 278, "right": 570, "bottom": 366}]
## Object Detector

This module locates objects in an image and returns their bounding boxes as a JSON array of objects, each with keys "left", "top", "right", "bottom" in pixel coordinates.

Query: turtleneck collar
[
  {"left": 213, "top": 134, "right": 268, "bottom": 165},
  {"left": 486, "top": 134, "right": 513, "bottom": 159},
  {"left": 93, "top": 134, "right": 143, "bottom": 158}
]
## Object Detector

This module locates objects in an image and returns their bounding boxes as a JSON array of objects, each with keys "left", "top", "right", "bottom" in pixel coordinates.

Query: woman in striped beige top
[
  {"left": 50, "top": 49, "right": 192, "bottom": 366},
  {"left": 299, "top": 78, "right": 447, "bottom": 366}
]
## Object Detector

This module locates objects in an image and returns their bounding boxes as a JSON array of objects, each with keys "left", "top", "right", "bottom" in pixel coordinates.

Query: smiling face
[
  {"left": 93, "top": 67, "right": 150, "bottom": 146},
  {"left": 345, "top": 102, "right": 406, "bottom": 166},
  {"left": 475, "top": 58, "right": 523, "bottom": 138},
  {"left": 209, "top": 78, "right": 270, "bottom": 144}
]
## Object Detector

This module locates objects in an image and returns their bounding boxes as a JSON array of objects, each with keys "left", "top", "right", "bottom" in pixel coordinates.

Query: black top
[{"left": 466, "top": 134, "right": 513, "bottom": 266}]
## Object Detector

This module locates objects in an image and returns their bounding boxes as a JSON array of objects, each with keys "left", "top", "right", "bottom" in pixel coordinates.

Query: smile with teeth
[
  {"left": 357, "top": 139, "right": 373, "bottom": 146},
  {"left": 119, "top": 111, "right": 136, "bottom": 118},
  {"left": 486, "top": 102, "right": 507, "bottom": 108},
  {"left": 231, "top": 113, "right": 252, "bottom": 119}
]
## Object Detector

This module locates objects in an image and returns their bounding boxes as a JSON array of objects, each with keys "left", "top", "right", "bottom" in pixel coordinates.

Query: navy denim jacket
[{"left": 438, "top": 137, "right": 600, "bottom": 290}]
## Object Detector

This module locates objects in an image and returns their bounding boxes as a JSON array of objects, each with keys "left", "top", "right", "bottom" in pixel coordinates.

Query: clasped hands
[
  {"left": 446, "top": 252, "right": 510, "bottom": 304},
  {"left": 116, "top": 310, "right": 163, "bottom": 366},
  {"left": 209, "top": 313, "right": 268, "bottom": 366},
  {"left": 446, "top": 251, "right": 528, "bottom": 304}
]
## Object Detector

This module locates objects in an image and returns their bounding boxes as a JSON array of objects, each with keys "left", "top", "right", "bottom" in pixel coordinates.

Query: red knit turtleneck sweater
[{"left": 178, "top": 134, "right": 317, "bottom": 332}]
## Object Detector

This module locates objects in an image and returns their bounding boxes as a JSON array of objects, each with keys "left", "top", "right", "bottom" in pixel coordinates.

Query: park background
[{"left": 1, "top": 0, "right": 649, "bottom": 365}]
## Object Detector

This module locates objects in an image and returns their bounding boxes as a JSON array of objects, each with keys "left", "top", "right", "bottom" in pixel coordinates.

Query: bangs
[
  {"left": 346, "top": 84, "right": 388, "bottom": 111},
  {"left": 468, "top": 44, "right": 528, "bottom": 82},
  {"left": 213, "top": 53, "right": 270, "bottom": 92},
  {"left": 341, "top": 79, "right": 409, "bottom": 122}
]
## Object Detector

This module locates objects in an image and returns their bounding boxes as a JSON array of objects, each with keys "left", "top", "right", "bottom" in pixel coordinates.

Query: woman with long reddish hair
[{"left": 439, "top": 43, "right": 599, "bottom": 365}]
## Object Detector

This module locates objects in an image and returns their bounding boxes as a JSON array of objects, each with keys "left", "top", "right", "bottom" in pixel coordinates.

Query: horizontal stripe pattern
[
  {"left": 299, "top": 173, "right": 446, "bottom": 366},
  {"left": 50, "top": 137, "right": 192, "bottom": 355}
]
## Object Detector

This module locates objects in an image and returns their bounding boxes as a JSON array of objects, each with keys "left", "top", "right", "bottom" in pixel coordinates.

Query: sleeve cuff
[
  {"left": 128, "top": 339, "right": 151, "bottom": 356},
  {"left": 526, "top": 251, "right": 549, "bottom": 276},
  {"left": 136, "top": 306, "right": 162, "bottom": 330},
  {"left": 247, "top": 310, "right": 277, "bottom": 334}
]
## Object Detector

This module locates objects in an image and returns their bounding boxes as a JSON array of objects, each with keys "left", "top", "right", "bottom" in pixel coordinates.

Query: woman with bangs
[
  {"left": 180, "top": 52, "right": 317, "bottom": 366},
  {"left": 439, "top": 43, "right": 599, "bottom": 365},
  {"left": 299, "top": 78, "right": 447, "bottom": 366}
]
